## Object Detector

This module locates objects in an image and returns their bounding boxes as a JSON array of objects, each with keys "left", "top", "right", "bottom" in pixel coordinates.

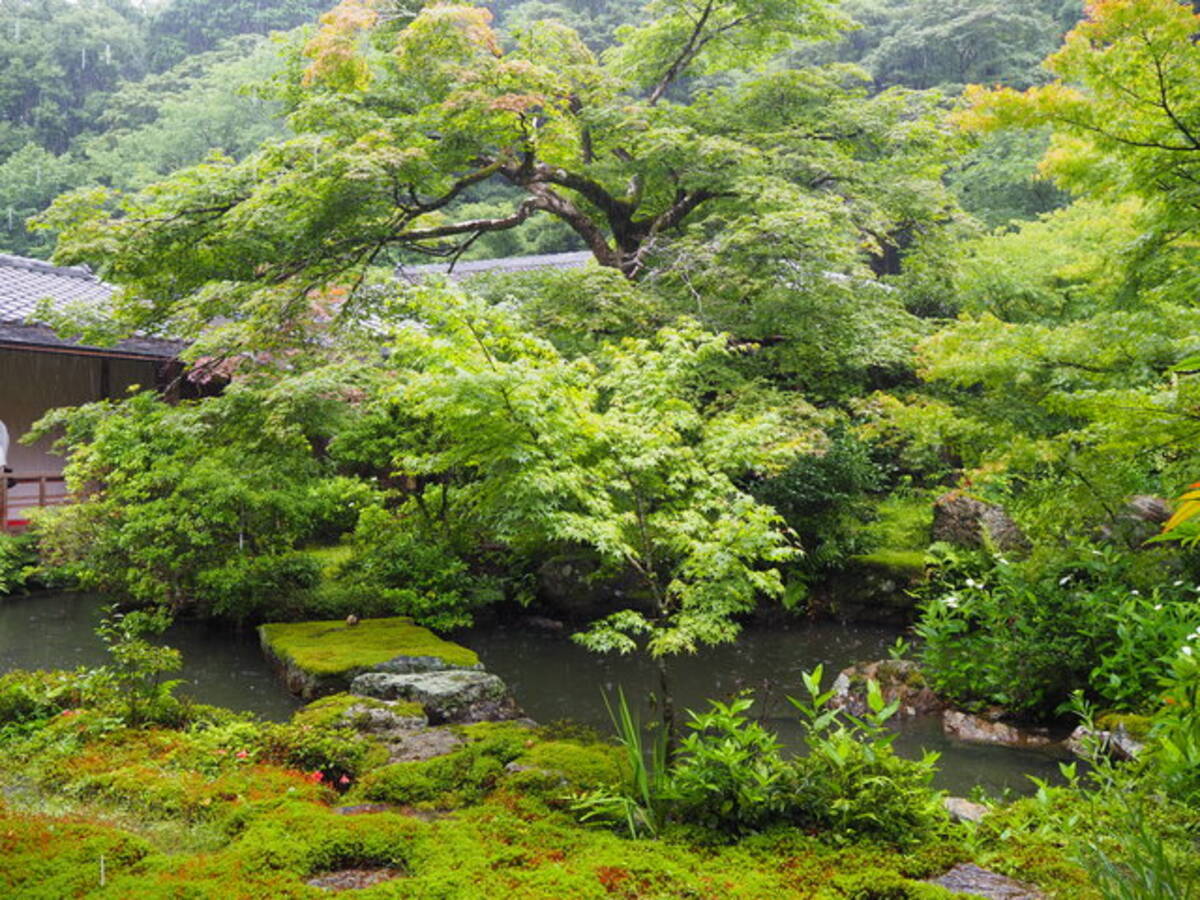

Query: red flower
[
  {"left": 338, "top": 775, "right": 351, "bottom": 785},
  {"left": 308, "top": 771, "right": 324, "bottom": 783},
  {"left": 235, "top": 750, "right": 249, "bottom": 759}
]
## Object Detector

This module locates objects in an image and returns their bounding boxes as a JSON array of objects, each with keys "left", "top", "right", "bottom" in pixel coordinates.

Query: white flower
[
  {"left": 1154, "top": 604, "right": 1163, "bottom": 611},
  {"left": 942, "top": 596, "right": 960, "bottom": 609},
  {"left": 1183, "top": 646, "right": 1194, "bottom": 657},
  {"left": 1130, "top": 590, "right": 1140, "bottom": 596},
  {"left": 965, "top": 578, "right": 978, "bottom": 589},
  {"left": 1174, "top": 580, "right": 1185, "bottom": 587},
  {"left": 1059, "top": 575, "right": 1072, "bottom": 586}
]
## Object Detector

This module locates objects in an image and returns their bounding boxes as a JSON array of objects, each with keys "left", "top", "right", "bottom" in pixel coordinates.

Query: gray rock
[
  {"left": 829, "top": 659, "right": 945, "bottom": 718},
  {"left": 932, "top": 493, "right": 1029, "bottom": 552},
  {"left": 927, "top": 864, "right": 1043, "bottom": 899},
  {"left": 1066, "top": 725, "right": 1144, "bottom": 761},
  {"left": 1102, "top": 495, "right": 1174, "bottom": 547},
  {"left": 943, "top": 796, "right": 990, "bottom": 824},
  {"left": 536, "top": 552, "right": 652, "bottom": 620},
  {"left": 943, "top": 710, "right": 1058, "bottom": 749},
  {"left": 384, "top": 727, "right": 468, "bottom": 763},
  {"left": 351, "top": 670, "right": 522, "bottom": 724},
  {"left": 374, "top": 654, "right": 483, "bottom": 674}
]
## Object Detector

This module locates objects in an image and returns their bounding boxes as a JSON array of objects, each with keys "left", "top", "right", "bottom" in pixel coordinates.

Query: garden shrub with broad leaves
[
  {"left": 914, "top": 545, "right": 1200, "bottom": 719},
  {"left": 573, "top": 670, "right": 944, "bottom": 844},
  {"left": 29, "top": 369, "right": 381, "bottom": 618}
]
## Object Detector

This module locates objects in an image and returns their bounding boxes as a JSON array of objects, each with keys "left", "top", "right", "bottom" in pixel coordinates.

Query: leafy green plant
[
  {"left": 788, "top": 667, "right": 945, "bottom": 846},
  {"left": 666, "top": 695, "right": 792, "bottom": 835},
  {"left": 94, "top": 605, "right": 182, "bottom": 727},
  {"left": 0, "top": 532, "right": 37, "bottom": 595}
]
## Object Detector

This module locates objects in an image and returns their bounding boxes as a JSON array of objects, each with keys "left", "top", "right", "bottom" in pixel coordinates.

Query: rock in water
[
  {"left": 932, "top": 492, "right": 1029, "bottom": 552},
  {"left": 351, "top": 670, "right": 522, "bottom": 723},
  {"left": 942, "top": 710, "right": 1059, "bottom": 749},
  {"left": 829, "top": 659, "right": 945, "bottom": 718},
  {"left": 927, "top": 864, "right": 1043, "bottom": 899}
]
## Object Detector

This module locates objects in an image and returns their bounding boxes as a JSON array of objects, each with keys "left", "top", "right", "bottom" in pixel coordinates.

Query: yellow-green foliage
[
  {"left": 259, "top": 616, "right": 478, "bottom": 676},
  {"left": 291, "top": 692, "right": 424, "bottom": 730},
  {"left": 865, "top": 495, "right": 934, "bottom": 552}
]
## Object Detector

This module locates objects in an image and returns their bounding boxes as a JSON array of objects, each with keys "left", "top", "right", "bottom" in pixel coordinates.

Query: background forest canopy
[
  {"left": 8, "top": 0, "right": 1200, "bottom": 736},
  {"left": 1, "top": 0, "right": 1086, "bottom": 258}
]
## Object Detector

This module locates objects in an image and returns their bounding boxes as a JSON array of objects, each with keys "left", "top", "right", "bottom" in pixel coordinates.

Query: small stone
[
  {"left": 927, "top": 864, "right": 1043, "bottom": 899},
  {"left": 333, "top": 803, "right": 394, "bottom": 816},
  {"left": 307, "top": 868, "right": 404, "bottom": 891},
  {"left": 1066, "top": 725, "right": 1143, "bottom": 761},
  {"left": 943, "top": 796, "right": 990, "bottom": 823}
]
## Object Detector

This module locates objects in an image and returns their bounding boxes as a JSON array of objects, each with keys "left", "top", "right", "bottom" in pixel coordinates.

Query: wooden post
[{"left": 38, "top": 476, "right": 46, "bottom": 508}]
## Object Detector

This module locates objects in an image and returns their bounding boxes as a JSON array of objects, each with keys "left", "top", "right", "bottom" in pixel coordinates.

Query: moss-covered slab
[{"left": 259, "top": 617, "right": 481, "bottom": 699}]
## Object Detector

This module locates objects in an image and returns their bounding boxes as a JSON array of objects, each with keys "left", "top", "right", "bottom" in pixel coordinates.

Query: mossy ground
[
  {"left": 850, "top": 549, "right": 928, "bottom": 579},
  {"left": 0, "top": 672, "right": 1112, "bottom": 899},
  {"left": 259, "top": 617, "right": 479, "bottom": 678}
]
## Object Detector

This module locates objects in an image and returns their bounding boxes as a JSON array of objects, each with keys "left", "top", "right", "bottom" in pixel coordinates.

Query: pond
[{"left": 2, "top": 592, "right": 1069, "bottom": 797}]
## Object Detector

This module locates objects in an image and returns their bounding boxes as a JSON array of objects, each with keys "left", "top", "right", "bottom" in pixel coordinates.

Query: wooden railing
[{"left": 1, "top": 472, "right": 69, "bottom": 532}]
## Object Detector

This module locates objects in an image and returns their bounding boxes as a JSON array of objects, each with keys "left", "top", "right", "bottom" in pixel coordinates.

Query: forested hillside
[{"left": 3, "top": 0, "right": 1200, "bottom": 896}]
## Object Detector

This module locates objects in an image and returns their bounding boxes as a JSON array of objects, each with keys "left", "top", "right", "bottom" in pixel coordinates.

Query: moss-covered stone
[
  {"left": 259, "top": 616, "right": 480, "bottom": 698},
  {"left": 293, "top": 692, "right": 425, "bottom": 731},
  {"left": 1096, "top": 712, "right": 1152, "bottom": 740}
]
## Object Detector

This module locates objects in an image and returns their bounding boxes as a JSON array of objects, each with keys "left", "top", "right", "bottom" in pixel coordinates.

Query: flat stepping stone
[
  {"left": 384, "top": 726, "right": 468, "bottom": 763},
  {"left": 928, "top": 864, "right": 1043, "bottom": 899},
  {"left": 351, "top": 670, "right": 521, "bottom": 723}
]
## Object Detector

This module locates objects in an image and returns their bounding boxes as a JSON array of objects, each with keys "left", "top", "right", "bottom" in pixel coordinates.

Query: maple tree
[{"left": 40, "top": 0, "right": 954, "bottom": 350}]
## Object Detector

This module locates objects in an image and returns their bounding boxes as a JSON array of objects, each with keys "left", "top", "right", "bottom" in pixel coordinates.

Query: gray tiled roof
[
  {"left": 0, "top": 253, "right": 114, "bottom": 321},
  {"left": 0, "top": 254, "right": 179, "bottom": 359},
  {"left": 399, "top": 250, "right": 594, "bottom": 282}
]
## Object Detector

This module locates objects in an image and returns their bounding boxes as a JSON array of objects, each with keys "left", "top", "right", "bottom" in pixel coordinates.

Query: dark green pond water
[{"left": 2, "top": 592, "right": 1068, "bottom": 798}]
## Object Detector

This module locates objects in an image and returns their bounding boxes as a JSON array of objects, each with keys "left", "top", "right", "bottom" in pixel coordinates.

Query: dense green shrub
[
  {"left": 915, "top": 546, "right": 1200, "bottom": 718},
  {"left": 316, "top": 506, "right": 506, "bottom": 630},
  {"left": 0, "top": 669, "right": 94, "bottom": 725},
  {"left": 666, "top": 697, "right": 794, "bottom": 835},
  {"left": 258, "top": 721, "right": 374, "bottom": 787},
  {"left": 196, "top": 551, "right": 322, "bottom": 623},
  {"left": 0, "top": 532, "right": 37, "bottom": 595},
  {"left": 32, "top": 385, "right": 374, "bottom": 616},
  {"left": 787, "top": 671, "right": 945, "bottom": 846},
  {"left": 754, "top": 427, "right": 883, "bottom": 575}
]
